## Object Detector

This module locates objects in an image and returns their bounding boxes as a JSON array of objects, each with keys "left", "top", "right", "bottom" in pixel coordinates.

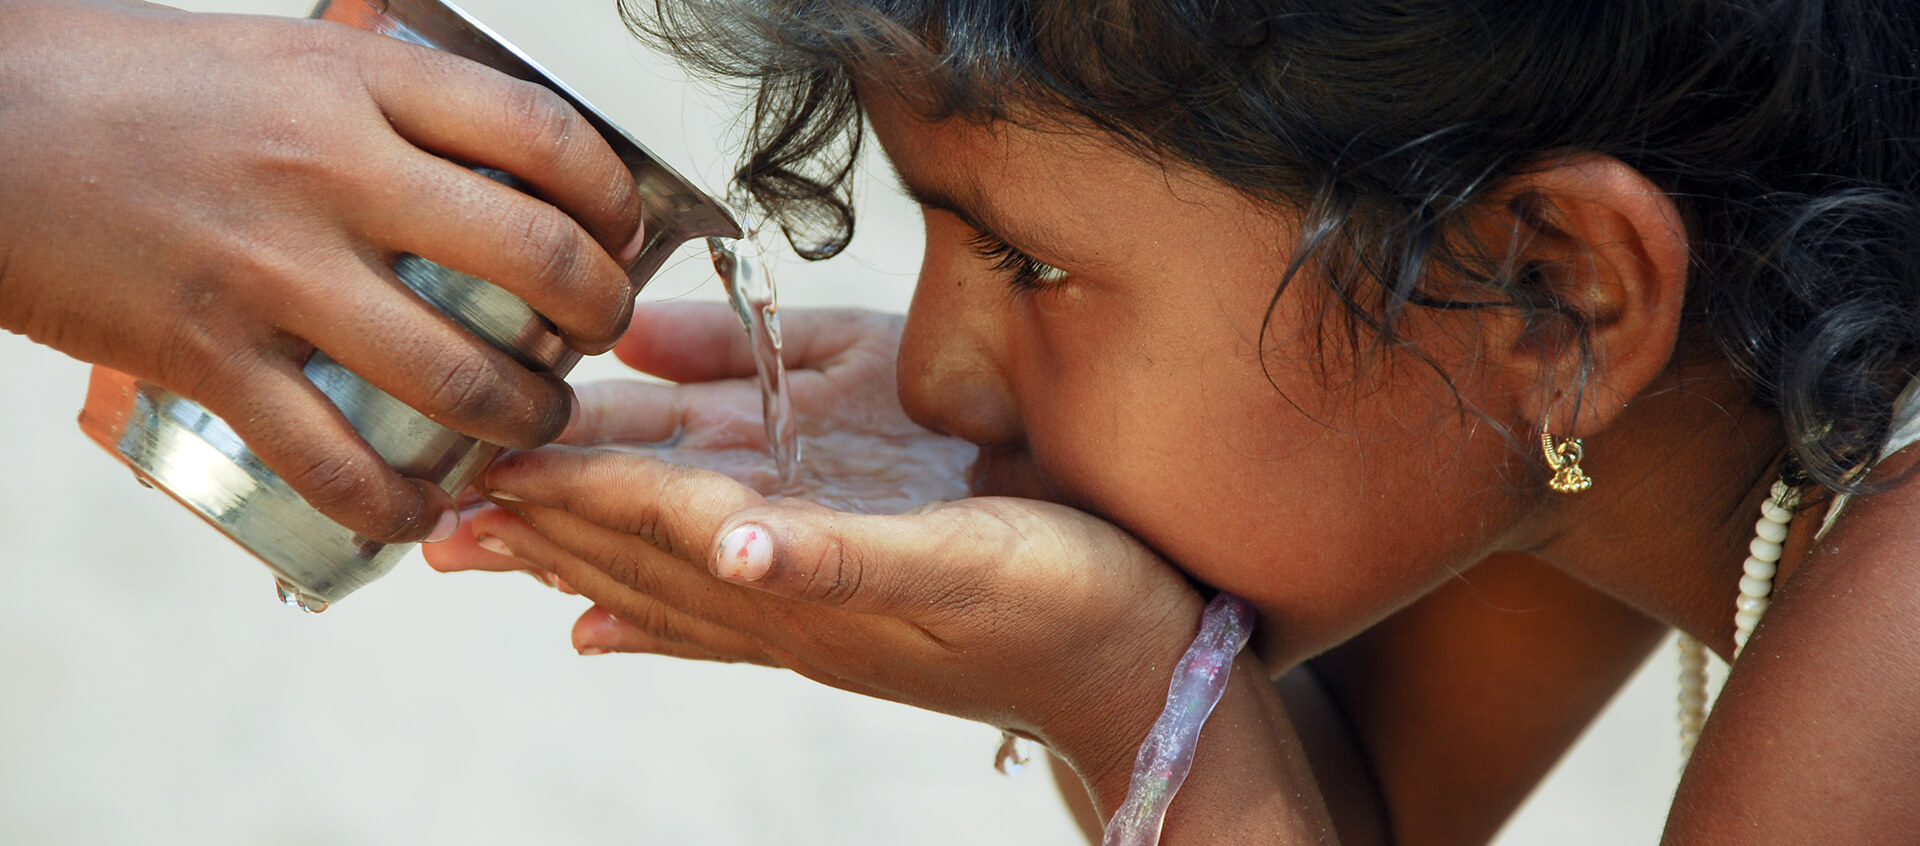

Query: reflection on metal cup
[{"left": 77, "top": 0, "right": 740, "bottom": 610}]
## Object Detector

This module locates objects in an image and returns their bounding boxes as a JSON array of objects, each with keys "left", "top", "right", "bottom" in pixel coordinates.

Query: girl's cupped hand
[{"left": 423, "top": 303, "right": 1206, "bottom": 785}]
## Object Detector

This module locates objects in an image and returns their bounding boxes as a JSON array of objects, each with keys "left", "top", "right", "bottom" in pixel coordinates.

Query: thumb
[{"left": 707, "top": 500, "right": 1032, "bottom": 616}]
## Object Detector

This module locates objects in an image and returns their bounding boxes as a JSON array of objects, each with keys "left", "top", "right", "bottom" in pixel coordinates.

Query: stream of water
[{"left": 709, "top": 230, "right": 801, "bottom": 492}]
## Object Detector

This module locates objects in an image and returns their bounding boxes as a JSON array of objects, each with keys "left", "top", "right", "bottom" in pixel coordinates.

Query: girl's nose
[{"left": 895, "top": 219, "right": 1026, "bottom": 448}]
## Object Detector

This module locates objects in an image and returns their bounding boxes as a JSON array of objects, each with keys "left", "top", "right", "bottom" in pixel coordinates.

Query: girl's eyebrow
[
  {"left": 899, "top": 180, "right": 1009, "bottom": 238},
  {"left": 892, "top": 168, "right": 1092, "bottom": 267}
]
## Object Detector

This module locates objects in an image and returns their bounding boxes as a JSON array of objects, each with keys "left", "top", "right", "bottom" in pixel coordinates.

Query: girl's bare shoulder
[{"left": 1666, "top": 444, "right": 1920, "bottom": 843}]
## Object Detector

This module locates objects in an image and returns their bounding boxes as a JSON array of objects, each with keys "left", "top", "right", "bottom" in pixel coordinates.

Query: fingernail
[
  {"left": 562, "top": 400, "right": 583, "bottom": 440},
  {"left": 578, "top": 646, "right": 609, "bottom": 656},
  {"left": 477, "top": 534, "right": 513, "bottom": 557},
  {"left": 553, "top": 575, "right": 578, "bottom": 596},
  {"left": 715, "top": 524, "right": 773, "bottom": 582},
  {"left": 426, "top": 509, "right": 459, "bottom": 543},
  {"left": 487, "top": 490, "right": 527, "bottom": 503},
  {"left": 617, "top": 220, "right": 648, "bottom": 266}
]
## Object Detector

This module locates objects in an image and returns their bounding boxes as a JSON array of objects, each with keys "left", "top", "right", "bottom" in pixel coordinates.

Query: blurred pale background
[{"left": 0, "top": 0, "right": 1691, "bottom": 842}]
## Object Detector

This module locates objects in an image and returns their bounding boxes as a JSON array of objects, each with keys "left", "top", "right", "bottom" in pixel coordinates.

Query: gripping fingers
[
  {"left": 357, "top": 38, "right": 642, "bottom": 256},
  {"left": 359, "top": 155, "right": 635, "bottom": 354},
  {"left": 206, "top": 358, "right": 455, "bottom": 544},
  {"left": 282, "top": 261, "right": 575, "bottom": 448}
]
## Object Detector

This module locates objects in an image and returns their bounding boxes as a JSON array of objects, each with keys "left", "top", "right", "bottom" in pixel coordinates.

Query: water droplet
[
  {"left": 994, "top": 730, "right": 1035, "bottom": 776},
  {"left": 274, "top": 578, "right": 329, "bottom": 614},
  {"left": 132, "top": 471, "right": 154, "bottom": 489}
]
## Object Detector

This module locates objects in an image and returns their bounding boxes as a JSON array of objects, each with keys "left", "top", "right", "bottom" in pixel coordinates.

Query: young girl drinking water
[{"left": 426, "top": 1, "right": 1920, "bottom": 842}]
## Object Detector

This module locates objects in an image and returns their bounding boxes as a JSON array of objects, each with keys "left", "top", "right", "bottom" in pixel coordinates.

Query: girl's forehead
[
  {"left": 867, "top": 91, "right": 1300, "bottom": 292},
  {"left": 862, "top": 85, "right": 1244, "bottom": 210},
  {"left": 860, "top": 83, "right": 1075, "bottom": 155}
]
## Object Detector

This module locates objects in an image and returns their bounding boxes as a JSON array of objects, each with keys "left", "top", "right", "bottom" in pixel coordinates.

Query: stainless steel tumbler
[{"left": 77, "top": 0, "right": 740, "bottom": 611}]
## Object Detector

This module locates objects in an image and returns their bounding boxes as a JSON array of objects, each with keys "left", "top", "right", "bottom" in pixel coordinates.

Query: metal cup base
[{"left": 81, "top": 364, "right": 499, "bottom": 610}]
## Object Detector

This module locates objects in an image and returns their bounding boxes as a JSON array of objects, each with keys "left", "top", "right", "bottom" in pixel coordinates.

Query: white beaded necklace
[
  {"left": 1675, "top": 477, "right": 1800, "bottom": 763},
  {"left": 1673, "top": 382, "right": 1920, "bottom": 765}
]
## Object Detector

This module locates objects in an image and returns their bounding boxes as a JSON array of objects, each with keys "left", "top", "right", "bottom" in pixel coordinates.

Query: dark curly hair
[{"left": 623, "top": 0, "right": 1920, "bottom": 494}]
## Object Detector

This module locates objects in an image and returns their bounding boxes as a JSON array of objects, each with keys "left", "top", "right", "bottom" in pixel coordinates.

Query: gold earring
[{"left": 1541, "top": 416, "right": 1593, "bottom": 493}]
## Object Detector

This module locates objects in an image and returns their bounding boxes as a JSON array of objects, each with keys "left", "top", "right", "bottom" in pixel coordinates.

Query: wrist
[
  {"left": 1038, "top": 594, "right": 1207, "bottom": 817},
  {"left": 1061, "top": 653, "right": 1196, "bottom": 820},
  {"left": 1072, "top": 652, "right": 1339, "bottom": 843}
]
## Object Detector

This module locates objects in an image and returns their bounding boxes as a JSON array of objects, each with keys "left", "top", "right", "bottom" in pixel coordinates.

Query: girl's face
[{"left": 867, "top": 92, "right": 1533, "bottom": 660}]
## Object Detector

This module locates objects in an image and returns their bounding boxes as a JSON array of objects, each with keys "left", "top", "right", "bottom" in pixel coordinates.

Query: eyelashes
[{"left": 964, "top": 229, "right": 1069, "bottom": 293}]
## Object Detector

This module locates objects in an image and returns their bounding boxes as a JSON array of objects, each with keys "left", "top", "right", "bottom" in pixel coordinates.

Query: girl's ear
[{"left": 1479, "top": 153, "right": 1690, "bottom": 439}]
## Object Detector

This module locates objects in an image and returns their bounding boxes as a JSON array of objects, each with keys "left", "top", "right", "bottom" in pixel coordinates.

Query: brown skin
[
  {"left": 1667, "top": 446, "right": 1920, "bottom": 844},
  {"left": 0, "top": 0, "right": 641, "bottom": 542},
  {"left": 427, "top": 86, "right": 1920, "bottom": 843}
]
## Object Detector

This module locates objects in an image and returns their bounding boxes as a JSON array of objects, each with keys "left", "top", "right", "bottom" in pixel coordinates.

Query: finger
[
  {"left": 707, "top": 500, "right": 1048, "bottom": 618},
  {"left": 193, "top": 354, "right": 455, "bottom": 544},
  {"left": 422, "top": 504, "right": 532, "bottom": 574},
  {"left": 573, "top": 604, "right": 773, "bottom": 666},
  {"left": 482, "top": 445, "right": 763, "bottom": 562},
  {"left": 572, "top": 606, "right": 720, "bottom": 661},
  {"left": 419, "top": 505, "right": 581, "bottom": 592},
  {"left": 472, "top": 500, "right": 772, "bottom": 657},
  {"left": 614, "top": 302, "right": 899, "bottom": 382},
  {"left": 281, "top": 257, "right": 576, "bottom": 449},
  {"left": 559, "top": 380, "right": 683, "bottom": 445},
  {"left": 354, "top": 33, "right": 643, "bottom": 258},
  {"left": 559, "top": 379, "right": 761, "bottom": 446},
  {"left": 490, "top": 497, "right": 765, "bottom": 629},
  {"left": 611, "top": 302, "right": 754, "bottom": 382},
  {"left": 448, "top": 505, "right": 579, "bottom": 583},
  {"left": 355, "top": 152, "right": 634, "bottom": 355}
]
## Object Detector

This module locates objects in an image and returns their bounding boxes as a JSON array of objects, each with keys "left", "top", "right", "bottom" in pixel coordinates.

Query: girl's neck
[{"left": 1516, "top": 364, "right": 1803, "bottom": 659}]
